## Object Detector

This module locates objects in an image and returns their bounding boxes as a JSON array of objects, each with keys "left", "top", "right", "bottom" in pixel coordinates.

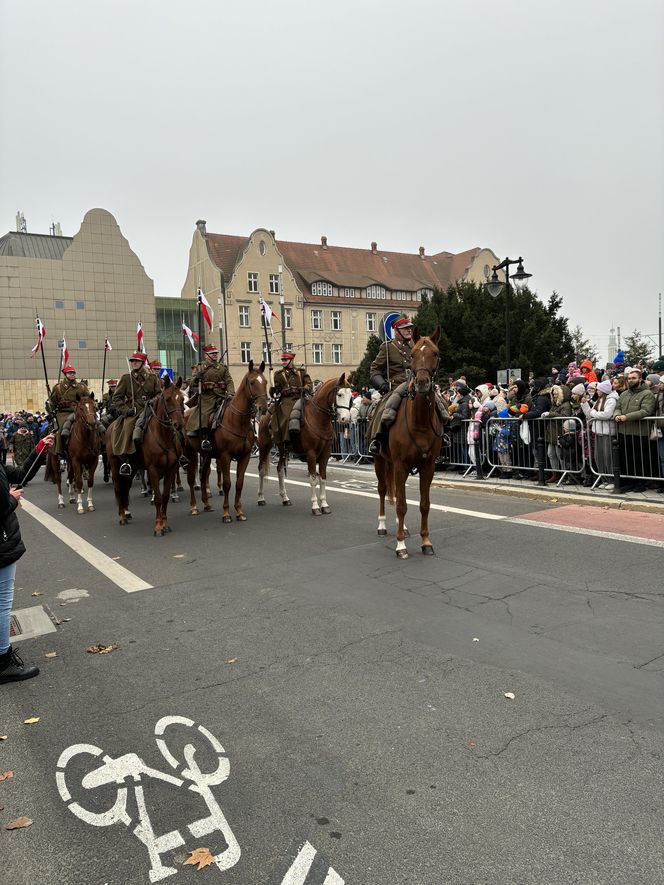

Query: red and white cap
[
  {"left": 107, "top": 379, "right": 118, "bottom": 385},
  {"left": 203, "top": 344, "right": 219, "bottom": 354},
  {"left": 63, "top": 365, "right": 77, "bottom": 374},
  {"left": 149, "top": 360, "right": 162, "bottom": 368},
  {"left": 129, "top": 352, "right": 148, "bottom": 363},
  {"left": 392, "top": 317, "right": 413, "bottom": 331},
  {"left": 281, "top": 351, "right": 296, "bottom": 360}
]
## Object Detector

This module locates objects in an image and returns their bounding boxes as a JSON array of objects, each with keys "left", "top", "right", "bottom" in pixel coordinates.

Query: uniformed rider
[
  {"left": 111, "top": 352, "right": 160, "bottom": 475},
  {"left": 270, "top": 351, "right": 313, "bottom": 448},
  {"left": 100, "top": 379, "right": 118, "bottom": 429},
  {"left": 367, "top": 316, "right": 414, "bottom": 454},
  {"left": 48, "top": 365, "right": 89, "bottom": 462},
  {"left": 186, "top": 344, "right": 235, "bottom": 451},
  {"left": 148, "top": 359, "right": 162, "bottom": 378}
]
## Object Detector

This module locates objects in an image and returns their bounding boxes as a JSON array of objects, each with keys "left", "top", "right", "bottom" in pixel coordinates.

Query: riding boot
[
  {"left": 368, "top": 429, "right": 385, "bottom": 456},
  {"left": 60, "top": 435, "right": 69, "bottom": 465},
  {"left": 200, "top": 428, "right": 213, "bottom": 452},
  {"left": 0, "top": 646, "right": 39, "bottom": 683}
]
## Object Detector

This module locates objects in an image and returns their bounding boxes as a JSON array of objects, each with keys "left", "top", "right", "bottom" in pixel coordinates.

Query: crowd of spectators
[{"left": 0, "top": 411, "right": 51, "bottom": 467}]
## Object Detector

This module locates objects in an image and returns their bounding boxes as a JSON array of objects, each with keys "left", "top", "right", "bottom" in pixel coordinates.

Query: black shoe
[
  {"left": 0, "top": 647, "right": 39, "bottom": 683},
  {"left": 119, "top": 462, "right": 132, "bottom": 476}
]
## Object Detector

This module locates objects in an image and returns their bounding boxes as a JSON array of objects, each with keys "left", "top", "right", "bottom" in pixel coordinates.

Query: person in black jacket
[{"left": 0, "top": 432, "right": 54, "bottom": 683}]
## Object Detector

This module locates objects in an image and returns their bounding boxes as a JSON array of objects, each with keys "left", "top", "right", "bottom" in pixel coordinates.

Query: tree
[
  {"left": 623, "top": 329, "right": 654, "bottom": 366},
  {"left": 570, "top": 326, "right": 601, "bottom": 367},
  {"left": 352, "top": 334, "right": 382, "bottom": 390}
]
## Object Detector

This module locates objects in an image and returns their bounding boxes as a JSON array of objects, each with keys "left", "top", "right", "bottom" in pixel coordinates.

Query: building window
[
  {"left": 331, "top": 311, "right": 342, "bottom": 331},
  {"left": 416, "top": 288, "right": 433, "bottom": 301},
  {"left": 311, "top": 309, "right": 322, "bottom": 330},
  {"left": 239, "top": 305, "right": 250, "bottom": 327},
  {"left": 248, "top": 272, "right": 259, "bottom": 293},
  {"left": 343, "top": 288, "right": 355, "bottom": 298},
  {"left": 258, "top": 240, "right": 266, "bottom": 256},
  {"left": 269, "top": 273, "right": 280, "bottom": 294},
  {"left": 240, "top": 342, "right": 251, "bottom": 363},
  {"left": 366, "top": 285, "right": 386, "bottom": 300},
  {"left": 311, "top": 281, "right": 333, "bottom": 297},
  {"left": 284, "top": 307, "right": 292, "bottom": 329},
  {"left": 78, "top": 340, "right": 87, "bottom": 349},
  {"left": 262, "top": 342, "right": 272, "bottom": 364},
  {"left": 312, "top": 344, "right": 323, "bottom": 364},
  {"left": 54, "top": 299, "right": 64, "bottom": 309},
  {"left": 76, "top": 301, "right": 85, "bottom": 310},
  {"left": 366, "top": 312, "right": 376, "bottom": 332},
  {"left": 331, "top": 344, "right": 342, "bottom": 364},
  {"left": 393, "top": 290, "right": 409, "bottom": 301},
  {"left": 284, "top": 342, "right": 294, "bottom": 352}
]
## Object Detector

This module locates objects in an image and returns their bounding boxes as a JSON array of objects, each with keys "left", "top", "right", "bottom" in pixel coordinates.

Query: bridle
[
  {"left": 407, "top": 348, "right": 440, "bottom": 399},
  {"left": 404, "top": 341, "right": 443, "bottom": 457},
  {"left": 218, "top": 371, "right": 268, "bottom": 440}
]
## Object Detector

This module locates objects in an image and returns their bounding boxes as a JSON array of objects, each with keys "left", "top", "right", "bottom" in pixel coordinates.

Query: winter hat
[
  {"left": 498, "top": 408, "right": 509, "bottom": 418},
  {"left": 597, "top": 380, "right": 612, "bottom": 395},
  {"left": 513, "top": 379, "right": 528, "bottom": 397},
  {"left": 488, "top": 387, "right": 499, "bottom": 397},
  {"left": 571, "top": 383, "right": 586, "bottom": 397},
  {"left": 567, "top": 361, "right": 578, "bottom": 372},
  {"left": 530, "top": 378, "right": 547, "bottom": 393},
  {"left": 482, "top": 399, "right": 497, "bottom": 412},
  {"left": 646, "top": 373, "right": 661, "bottom": 386},
  {"left": 613, "top": 350, "right": 625, "bottom": 365}
]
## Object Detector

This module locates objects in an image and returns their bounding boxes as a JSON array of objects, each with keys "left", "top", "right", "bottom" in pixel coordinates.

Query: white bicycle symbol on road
[{"left": 56, "top": 715, "right": 241, "bottom": 883}]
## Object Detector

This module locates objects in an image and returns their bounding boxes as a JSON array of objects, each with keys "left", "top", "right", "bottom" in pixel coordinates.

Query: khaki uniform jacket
[
  {"left": 614, "top": 383, "right": 656, "bottom": 436},
  {"left": 188, "top": 362, "right": 235, "bottom": 428},
  {"left": 370, "top": 338, "right": 413, "bottom": 387},
  {"left": 273, "top": 367, "right": 313, "bottom": 397},
  {"left": 49, "top": 379, "right": 89, "bottom": 417},
  {"left": 112, "top": 370, "right": 160, "bottom": 416}
]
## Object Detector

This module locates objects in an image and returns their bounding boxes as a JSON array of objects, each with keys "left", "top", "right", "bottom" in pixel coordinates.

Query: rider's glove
[{"left": 380, "top": 382, "right": 389, "bottom": 394}]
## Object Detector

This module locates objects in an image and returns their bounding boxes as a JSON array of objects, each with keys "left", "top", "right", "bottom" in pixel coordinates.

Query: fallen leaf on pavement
[
  {"left": 503, "top": 692, "right": 516, "bottom": 700},
  {"left": 31, "top": 592, "right": 43, "bottom": 597},
  {"left": 184, "top": 847, "right": 215, "bottom": 870},
  {"left": 0, "top": 735, "right": 7, "bottom": 741},
  {"left": 86, "top": 644, "right": 119, "bottom": 655},
  {"left": 0, "top": 771, "right": 13, "bottom": 781},
  {"left": 5, "top": 816, "right": 33, "bottom": 830},
  {"left": 225, "top": 658, "right": 237, "bottom": 664},
  {"left": 45, "top": 652, "right": 58, "bottom": 658},
  {"left": 472, "top": 637, "right": 479, "bottom": 642},
  {"left": 468, "top": 741, "right": 476, "bottom": 749},
  {"left": 23, "top": 717, "right": 40, "bottom": 724}
]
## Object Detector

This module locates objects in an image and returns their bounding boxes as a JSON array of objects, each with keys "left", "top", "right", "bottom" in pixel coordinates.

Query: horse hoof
[
  {"left": 58, "top": 503, "right": 65, "bottom": 510},
  {"left": 171, "top": 495, "right": 180, "bottom": 503},
  {"left": 88, "top": 505, "right": 95, "bottom": 512},
  {"left": 166, "top": 525, "right": 173, "bottom": 533},
  {"left": 77, "top": 506, "right": 84, "bottom": 515},
  {"left": 176, "top": 485, "right": 184, "bottom": 493},
  {"left": 222, "top": 515, "right": 232, "bottom": 524},
  {"left": 190, "top": 509, "right": 199, "bottom": 516},
  {"left": 154, "top": 530, "right": 163, "bottom": 537},
  {"left": 218, "top": 489, "right": 223, "bottom": 496},
  {"left": 126, "top": 512, "right": 132, "bottom": 520},
  {"left": 312, "top": 508, "right": 321, "bottom": 516},
  {"left": 103, "top": 476, "right": 109, "bottom": 483},
  {"left": 377, "top": 528, "right": 387, "bottom": 536},
  {"left": 396, "top": 549, "right": 409, "bottom": 559},
  {"left": 69, "top": 497, "right": 76, "bottom": 504},
  {"left": 141, "top": 490, "right": 148, "bottom": 497},
  {"left": 257, "top": 500, "right": 266, "bottom": 507},
  {"left": 236, "top": 514, "right": 247, "bottom": 522},
  {"left": 282, "top": 500, "right": 292, "bottom": 507},
  {"left": 422, "top": 545, "right": 435, "bottom": 556},
  {"left": 321, "top": 506, "right": 331, "bottom": 514},
  {"left": 204, "top": 505, "right": 214, "bottom": 512}
]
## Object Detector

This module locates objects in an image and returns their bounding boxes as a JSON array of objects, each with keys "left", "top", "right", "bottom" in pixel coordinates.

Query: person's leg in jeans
[{"left": 0, "top": 562, "right": 18, "bottom": 654}]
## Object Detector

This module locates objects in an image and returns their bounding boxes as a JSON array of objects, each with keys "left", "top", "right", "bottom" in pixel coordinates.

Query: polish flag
[
  {"left": 182, "top": 321, "right": 199, "bottom": 353},
  {"left": 197, "top": 288, "right": 213, "bottom": 331},
  {"left": 137, "top": 322, "right": 145, "bottom": 353},
  {"left": 31, "top": 317, "right": 46, "bottom": 355},
  {"left": 259, "top": 297, "right": 273, "bottom": 327},
  {"left": 104, "top": 338, "right": 112, "bottom": 351},
  {"left": 60, "top": 337, "right": 69, "bottom": 369}
]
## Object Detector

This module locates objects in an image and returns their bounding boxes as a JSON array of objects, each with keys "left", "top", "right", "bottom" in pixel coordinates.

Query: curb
[{"left": 431, "top": 478, "right": 664, "bottom": 514}]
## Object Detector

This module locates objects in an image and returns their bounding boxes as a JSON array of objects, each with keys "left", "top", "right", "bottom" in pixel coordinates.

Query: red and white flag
[
  {"left": 31, "top": 317, "right": 46, "bottom": 355},
  {"left": 136, "top": 322, "right": 145, "bottom": 353},
  {"left": 197, "top": 288, "right": 213, "bottom": 331},
  {"left": 182, "top": 321, "right": 199, "bottom": 353},
  {"left": 104, "top": 338, "right": 112, "bottom": 351},
  {"left": 60, "top": 337, "right": 69, "bottom": 369},
  {"left": 259, "top": 297, "right": 273, "bottom": 327}
]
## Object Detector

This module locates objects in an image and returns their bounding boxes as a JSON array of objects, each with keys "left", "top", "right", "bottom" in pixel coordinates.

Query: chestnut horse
[
  {"left": 256, "top": 374, "right": 353, "bottom": 514},
  {"left": 106, "top": 376, "right": 185, "bottom": 536},
  {"left": 46, "top": 394, "right": 100, "bottom": 513},
  {"left": 185, "top": 361, "right": 268, "bottom": 520},
  {"left": 374, "top": 327, "right": 443, "bottom": 558}
]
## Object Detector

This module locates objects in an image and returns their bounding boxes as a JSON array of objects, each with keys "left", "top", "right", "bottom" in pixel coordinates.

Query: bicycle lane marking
[{"left": 20, "top": 498, "right": 152, "bottom": 593}]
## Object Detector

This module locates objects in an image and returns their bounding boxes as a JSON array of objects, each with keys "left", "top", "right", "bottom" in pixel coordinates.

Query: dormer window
[
  {"left": 416, "top": 288, "right": 433, "bottom": 301},
  {"left": 366, "top": 285, "right": 387, "bottom": 300},
  {"left": 312, "top": 281, "right": 333, "bottom": 297}
]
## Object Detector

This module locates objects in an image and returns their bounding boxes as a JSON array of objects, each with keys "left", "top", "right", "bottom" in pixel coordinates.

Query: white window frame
[
  {"left": 284, "top": 307, "right": 292, "bottom": 329},
  {"left": 366, "top": 285, "right": 387, "bottom": 300},
  {"left": 238, "top": 305, "right": 250, "bottom": 327},
  {"left": 312, "top": 343, "right": 323, "bottom": 364},
  {"left": 331, "top": 310, "right": 342, "bottom": 331},
  {"left": 269, "top": 273, "right": 280, "bottom": 294},
  {"left": 311, "top": 281, "right": 333, "bottom": 297},
  {"left": 240, "top": 342, "right": 251, "bottom": 364},
  {"left": 331, "top": 343, "right": 342, "bottom": 364},
  {"left": 248, "top": 272, "right": 259, "bottom": 293},
  {"left": 311, "top": 309, "right": 322, "bottom": 330},
  {"left": 416, "top": 288, "right": 433, "bottom": 301},
  {"left": 343, "top": 287, "right": 355, "bottom": 298},
  {"left": 366, "top": 312, "right": 376, "bottom": 332}
]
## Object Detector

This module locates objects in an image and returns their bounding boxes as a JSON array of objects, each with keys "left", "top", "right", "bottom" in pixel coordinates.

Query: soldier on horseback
[
  {"left": 48, "top": 365, "right": 89, "bottom": 464},
  {"left": 111, "top": 352, "right": 160, "bottom": 475},
  {"left": 270, "top": 352, "right": 313, "bottom": 450},
  {"left": 101, "top": 380, "right": 118, "bottom": 427},
  {"left": 186, "top": 344, "right": 235, "bottom": 452},
  {"left": 368, "top": 317, "right": 414, "bottom": 455}
]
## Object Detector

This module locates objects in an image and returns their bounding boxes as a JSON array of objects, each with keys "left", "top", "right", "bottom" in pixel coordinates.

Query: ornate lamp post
[{"left": 486, "top": 257, "right": 532, "bottom": 384}]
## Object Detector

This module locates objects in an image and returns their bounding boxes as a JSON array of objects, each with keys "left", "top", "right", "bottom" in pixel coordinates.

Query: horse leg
[
  {"left": 257, "top": 445, "right": 269, "bottom": 506},
  {"left": 54, "top": 456, "right": 65, "bottom": 509},
  {"left": 374, "top": 456, "right": 387, "bottom": 535},
  {"left": 234, "top": 452, "right": 250, "bottom": 521},
  {"left": 187, "top": 451, "right": 200, "bottom": 515},
  {"left": 148, "top": 465, "right": 164, "bottom": 536},
  {"left": 162, "top": 467, "right": 174, "bottom": 533},
  {"left": 201, "top": 456, "right": 214, "bottom": 512},
  {"left": 221, "top": 457, "right": 232, "bottom": 523},
  {"left": 217, "top": 458, "right": 223, "bottom": 496},
  {"left": 319, "top": 449, "right": 331, "bottom": 514},
  {"left": 102, "top": 450, "right": 110, "bottom": 483},
  {"left": 307, "top": 452, "right": 321, "bottom": 515},
  {"left": 419, "top": 460, "right": 435, "bottom": 555},
  {"left": 68, "top": 461, "right": 76, "bottom": 504},
  {"left": 277, "top": 451, "right": 291, "bottom": 506},
  {"left": 176, "top": 467, "right": 184, "bottom": 493},
  {"left": 87, "top": 459, "right": 96, "bottom": 511},
  {"left": 394, "top": 463, "right": 409, "bottom": 559},
  {"left": 72, "top": 460, "right": 85, "bottom": 514}
]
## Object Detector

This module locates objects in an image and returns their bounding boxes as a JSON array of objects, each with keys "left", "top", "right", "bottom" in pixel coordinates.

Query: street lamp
[{"left": 486, "top": 256, "right": 532, "bottom": 385}]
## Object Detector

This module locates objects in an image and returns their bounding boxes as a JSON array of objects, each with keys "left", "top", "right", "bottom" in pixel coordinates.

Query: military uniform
[
  {"left": 186, "top": 359, "right": 235, "bottom": 440},
  {"left": 367, "top": 322, "right": 414, "bottom": 449},
  {"left": 270, "top": 362, "right": 313, "bottom": 445},
  {"left": 110, "top": 367, "right": 160, "bottom": 456},
  {"left": 100, "top": 383, "right": 118, "bottom": 429},
  {"left": 48, "top": 375, "right": 89, "bottom": 455}
]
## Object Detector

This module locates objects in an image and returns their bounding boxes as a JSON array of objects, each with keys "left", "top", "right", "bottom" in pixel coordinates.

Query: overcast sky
[{"left": 2, "top": 0, "right": 662, "bottom": 361}]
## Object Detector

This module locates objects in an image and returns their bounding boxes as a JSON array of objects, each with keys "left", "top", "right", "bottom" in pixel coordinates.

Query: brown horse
[
  {"left": 185, "top": 361, "right": 268, "bottom": 520},
  {"left": 374, "top": 327, "right": 443, "bottom": 558},
  {"left": 256, "top": 374, "right": 353, "bottom": 514},
  {"left": 106, "top": 376, "right": 185, "bottom": 536},
  {"left": 46, "top": 394, "right": 100, "bottom": 513}
]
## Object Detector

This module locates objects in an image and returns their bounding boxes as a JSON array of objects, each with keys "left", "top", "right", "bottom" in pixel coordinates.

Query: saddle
[
  {"left": 288, "top": 393, "right": 310, "bottom": 434},
  {"left": 210, "top": 398, "right": 228, "bottom": 430}
]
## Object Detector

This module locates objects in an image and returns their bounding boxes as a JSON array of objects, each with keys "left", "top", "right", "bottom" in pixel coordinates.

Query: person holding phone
[{"left": 0, "top": 432, "right": 54, "bottom": 683}]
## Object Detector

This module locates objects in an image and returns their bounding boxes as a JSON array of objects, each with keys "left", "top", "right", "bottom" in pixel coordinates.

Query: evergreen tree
[
  {"left": 570, "top": 326, "right": 601, "bottom": 366},
  {"left": 353, "top": 334, "right": 382, "bottom": 389},
  {"left": 623, "top": 329, "right": 654, "bottom": 366}
]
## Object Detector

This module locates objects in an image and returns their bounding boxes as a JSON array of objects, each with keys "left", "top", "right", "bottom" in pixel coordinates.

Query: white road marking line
[
  {"left": 509, "top": 517, "right": 664, "bottom": 548},
  {"left": 21, "top": 499, "right": 152, "bottom": 593},
  {"left": 279, "top": 840, "right": 344, "bottom": 884}
]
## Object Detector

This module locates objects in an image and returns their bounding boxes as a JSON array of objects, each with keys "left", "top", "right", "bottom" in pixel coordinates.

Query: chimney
[
  {"left": 419, "top": 246, "right": 425, "bottom": 258},
  {"left": 269, "top": 229, "right": 275, "bottom": 238},
  {"left": 196, "top": 219, "right": 207, "bottom": 236},
  {"left": 371, "top": 241, "right": 378, "bottom": 254},
  {"left": 321, "top": 235, "right": 328, "bottom": 249}
]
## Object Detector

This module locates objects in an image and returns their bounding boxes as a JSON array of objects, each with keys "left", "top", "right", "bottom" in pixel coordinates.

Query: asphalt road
[{"left": 1, "top": 459, "right": 663, "bottom": 885}]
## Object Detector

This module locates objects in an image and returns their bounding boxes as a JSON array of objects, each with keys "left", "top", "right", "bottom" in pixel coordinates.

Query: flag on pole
[
  {"left": 60, "top": 336, "right": 69, "bottom": 370},
  {"left": 136, "top": 322, "right": 145, "bottom": 353},
  {"left": 197, "top": 288, "right": 213, "bottom": 331},
  {"left": 182, "top": 321, "right": 199, "bottom": 353},
  {"left": 104, "top": 338, "right": 112, "bottom": 351},
  {"left": 259, "top": 297, "right": 273, "bottom": 327},
  {"left": 31, "top": 317, "right": 46, "bottom": 355}
]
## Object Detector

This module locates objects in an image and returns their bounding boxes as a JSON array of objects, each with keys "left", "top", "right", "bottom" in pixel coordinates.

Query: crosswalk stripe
[{"left": 279, "top": 840, "right": 344, "bottom": 884}]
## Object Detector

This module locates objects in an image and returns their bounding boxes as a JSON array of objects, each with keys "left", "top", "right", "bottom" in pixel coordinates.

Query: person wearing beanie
[
  {"left": 646, "top": 373, "right": 662, "bottom": 388},
  {"left": 571, "top": 383, "right": 587, "bottom": 398},
  {"left": 581, "top": 378, "right": 619, "bottom": 483}
]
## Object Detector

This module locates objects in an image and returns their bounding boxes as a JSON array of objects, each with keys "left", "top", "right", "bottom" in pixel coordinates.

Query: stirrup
[
  {"left": 178, "top": 455, "right": 189, "bottom": 468},
  {"left": 119, "top": 462, "right": 132, "bottom": 476},
  {"left": 368, "top": 438, "right": 382, "bottom": 455},
  {"left": 200, "top": 439, "right": 213, "bottom": 451}
]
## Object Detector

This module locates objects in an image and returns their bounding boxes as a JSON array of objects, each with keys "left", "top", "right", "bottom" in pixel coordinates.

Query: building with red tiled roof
[{"left": 179, "top": 222, "right": 499, "bottom": 379}]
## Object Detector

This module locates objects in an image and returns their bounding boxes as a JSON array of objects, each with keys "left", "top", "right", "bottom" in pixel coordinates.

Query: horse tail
[
  {"left": 384, "top": 456, "right": 395, "bottom": 505},
  {"left": 44, "top": 455, "right": 54, "bottom": 484}
]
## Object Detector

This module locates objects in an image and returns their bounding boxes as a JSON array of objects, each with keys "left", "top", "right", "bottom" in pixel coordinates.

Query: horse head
[
  {"left": 246, "top": 360, "right": 269, "bottom": 415},
  {"left": 158, "top": 375, "right": 185, "bottom": 429},
  {"left": 410, "top": 327, "right": 441, "bottom": 395},
  {"left": 334, "top": 373, "right": 354, "bottom": 424},
  {"left": 75, "top": 393, "right": 97, "bottom": 426}
]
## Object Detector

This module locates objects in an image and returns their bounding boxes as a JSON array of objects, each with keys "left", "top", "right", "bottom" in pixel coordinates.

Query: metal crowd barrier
[
  {"left": 585, "top": 415, "right": 664, "bottom": 490},
  {"left": 483, "top": 415, "right": 586, "bottom": 484}
]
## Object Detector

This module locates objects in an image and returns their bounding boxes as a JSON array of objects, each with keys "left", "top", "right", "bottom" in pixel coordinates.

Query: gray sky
[{"left": 2, "top": 0, "right": 663, "bottom": 361}]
